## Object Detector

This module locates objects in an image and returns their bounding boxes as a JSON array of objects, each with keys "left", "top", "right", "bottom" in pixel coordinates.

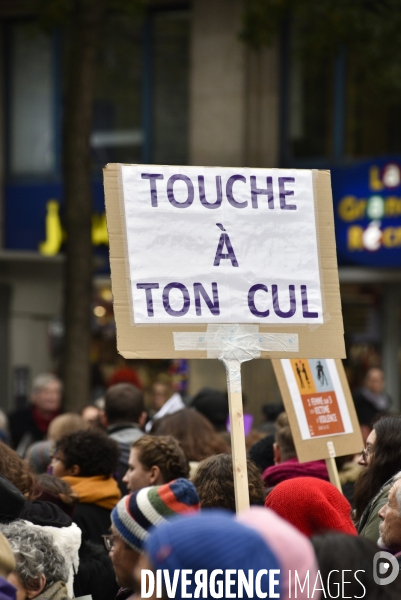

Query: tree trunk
[{"left": 62, "top": 0, "right": 106, "bottom": 410}]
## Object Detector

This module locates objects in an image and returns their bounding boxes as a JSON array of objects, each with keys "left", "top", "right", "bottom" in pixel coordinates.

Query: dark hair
[
  {"left": 275, "top": 412, "right": 296, "bottom": 461},
  {"left": 0, "top": 441, "right": 38, "bottom": 499},
  {"left": 132, "top": 435, "right": 189, "bottom": 481},
  {"left": 192, "top": 453, "right": 265, "bottom": 511},
  {"left": 354, "top": 415, "right": 401, "bottom": 522},
  {"left": 190, "top": 388, "right": 228, "bottom": 431},
  {"left": 312, "top": 532, "right": 401, "bottom": 599},
  {"left": 152, "top": 409, "right": 230, "bottom": 462},
  {"left": 56, "top": 429, "right": 119, "bottom": 477},
  {"left": 105, "top": 383, "right": 144, "bottom": 424},
  {"left": 36, "top": 473, "right": 78, "bottom": 508},
  {"left": 248, "top": 434, "right": 275, "bottom": 473}
]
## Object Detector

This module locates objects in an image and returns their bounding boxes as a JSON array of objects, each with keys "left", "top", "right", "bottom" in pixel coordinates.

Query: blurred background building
[{"left": 0, "top": 0, "right": 400, "bottom": 417}]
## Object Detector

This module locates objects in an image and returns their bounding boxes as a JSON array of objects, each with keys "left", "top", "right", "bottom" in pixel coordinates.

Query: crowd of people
[{"left": 0, "top": 367, "right": 400, "bottom": 599}]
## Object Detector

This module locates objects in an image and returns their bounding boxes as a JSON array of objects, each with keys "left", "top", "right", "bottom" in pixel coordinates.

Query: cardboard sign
[
  {"left": 272, "top": 358, "right": 362, "bottom": 462},
  {"left": 103, "top": 164, "right": 345, "bottom": 359}
]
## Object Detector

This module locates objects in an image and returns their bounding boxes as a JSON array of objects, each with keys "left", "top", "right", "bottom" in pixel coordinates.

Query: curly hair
[
  {"left": 132, "top": 435, "right": 189, "bottom": 481},
  {"left": 192, "top": 453, "right": 265, "bottom": 511},
  {"left": 152, "top": 409, "right": 230, "bottom": 462},
  {"left": 55, "top": 429, "right": 119, "bottom": 477},
  {"left": 0, "top": 520, "right": 68, "bottom": 592},
  {"left": 0, "top": 441, "right": 38, "bottom": 499}
]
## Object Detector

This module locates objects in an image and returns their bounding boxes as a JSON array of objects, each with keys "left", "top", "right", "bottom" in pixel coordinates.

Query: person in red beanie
[
  {"left": 265, "top": 476, "right": 357, "bottom": 537},
  {"left": 262, "top": 413, "right": 329, "bottom": 489}
]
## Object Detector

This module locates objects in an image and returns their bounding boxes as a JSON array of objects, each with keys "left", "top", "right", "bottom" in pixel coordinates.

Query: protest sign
[
  {"left": 104, "top": 164, "right": 345, "bottom": 358},
  {"left": 104, "top": 164, "right": 345, "bottom": 509},
  {"left": 272, "top": 358, "right": 362, "bottom": 489}
]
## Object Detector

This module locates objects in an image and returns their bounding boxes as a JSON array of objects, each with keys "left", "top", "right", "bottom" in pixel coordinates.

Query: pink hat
[{"left": 237, "top": 506, "right": 320, "bottom": 600}]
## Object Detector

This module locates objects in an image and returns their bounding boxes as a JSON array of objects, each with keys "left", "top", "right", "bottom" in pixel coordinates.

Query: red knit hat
[{"left": 264, "top": 476, "right": 357, "bottom": 537}]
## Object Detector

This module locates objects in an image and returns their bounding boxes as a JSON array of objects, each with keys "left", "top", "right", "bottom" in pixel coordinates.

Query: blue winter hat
[{"left": 144, "top": 510, "right": 281, "bottom": 600}]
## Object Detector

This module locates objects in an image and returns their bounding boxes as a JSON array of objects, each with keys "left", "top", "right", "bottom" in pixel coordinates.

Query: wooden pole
[
  {"left": 325, "top": 457, "right": 342, "bottom": 493},
  {"left": 222, "top": 358, "right": 250, "bottom": 513}
]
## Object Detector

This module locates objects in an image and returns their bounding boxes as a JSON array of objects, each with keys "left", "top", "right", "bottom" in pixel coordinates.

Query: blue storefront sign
[
  {"left": 4, "top": 180, "right": 109, "bottom": 270},
  {"left": 332, "top": 158, "right": 401, "bottom": 267}
]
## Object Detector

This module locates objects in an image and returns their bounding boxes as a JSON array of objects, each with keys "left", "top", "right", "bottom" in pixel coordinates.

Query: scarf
[
  {"left": 62, "top": 475, "right": 121, "bottom": 510},
  {"left": 263, "top": 457, "right": 329, "bottom": 487},
  {"left": 36, "top": 581, "right": 71, "bottom": 600},
  {"left": 32, "top": 406, "right": 60, "bottom": 434}
]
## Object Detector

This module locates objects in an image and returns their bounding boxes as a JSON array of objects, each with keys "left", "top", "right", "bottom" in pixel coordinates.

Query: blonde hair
[{"left": 47, "top": 413, "right": 88, "bottom": 441}]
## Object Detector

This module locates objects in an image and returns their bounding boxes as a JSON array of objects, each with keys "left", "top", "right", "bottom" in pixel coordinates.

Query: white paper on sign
[
  {"left": 281, "top": 358, "right": 353, "bottom": 440},
  {"left": 121, "top": 165, "right": 323, "bottom": 324}
]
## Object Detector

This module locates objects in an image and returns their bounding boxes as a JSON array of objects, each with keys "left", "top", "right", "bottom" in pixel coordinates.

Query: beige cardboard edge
[
  {"left": 103, "top": 163, "right": 346, "bottom": 359},
  {"left": 272, "top": 358, "right": 363, "bottom": 462}
]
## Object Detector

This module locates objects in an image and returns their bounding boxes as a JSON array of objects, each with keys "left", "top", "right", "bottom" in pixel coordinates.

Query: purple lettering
[
  {"left": 194, "top": 282, "right": 220, "bottom": 316},
  {"left": 136, "top": 283, "right": 159, "bottom": 316},
  {"left": 250, "top": 176, "right": 274, "bottom": 209},
  {"left": 213, "top": 232, "right": 239, "bottom": 267},
  {"left": 279, "top": 177, "right": 296, "bottom": 210},
  {"left": 272, "top": 284, "right": 296, "bottom": 318},
  {"left": 226, "top": 175, "right": 247, "bottom": 208},
  {"left": 301, "top": 285, "right": 318, "bottom": 318},
  {"left": 248, "top": 284, "right": 270, "bottom": 318},
  {"left": 163, "top": 282, "right": 190, "bottom": 316},
  {"left": 141, "top": 174, "right": 164, "bottom": 207},
  {"left": 198, "top": 176, "right": 223, "bottom": 209},
  {"left": 167, "top": 175, "right": 194, "bottom": 208}
]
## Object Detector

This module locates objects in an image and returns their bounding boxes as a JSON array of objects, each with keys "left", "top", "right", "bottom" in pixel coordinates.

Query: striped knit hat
[{"left": 111, "top": 478, "right": 200, "bottom": 552}]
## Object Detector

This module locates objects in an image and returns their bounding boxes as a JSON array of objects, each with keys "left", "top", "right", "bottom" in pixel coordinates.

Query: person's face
[
  {"left": 50, "top": 450, "right": 76, "bottom": 478},
  {"left": 109, "top": 525, "right": 139, "bottom": 589},
  {"left": 122, "top": 448, "right": 154, "bottom": 493},
  {"left": 365, "top": 369, "right": 385, "bottom": 395},
  {"left": 152, "top": 384, "right": 169, "bottom": 411},
  {"left": 358, "top": 428, "right": 376, "bottom": 467},
  {"left": 7, "top": 572, "right": 45, "bottom": 600},
  {"left": 32, "top": 380, "right": 62, "bottom": 414},
  {"left": 379, "top": 481, "right": 401, "bottom": 551},
  {"left": 81, "top": 405, "right": 101, "bottom": 425},
  {"left": 134, "top": 554, "right": 160, "bottom": 600}
]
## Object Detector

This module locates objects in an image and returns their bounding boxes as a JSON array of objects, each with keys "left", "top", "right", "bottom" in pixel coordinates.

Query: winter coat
[
  {"left": 357, "top": 472, "right": 401, "bottom": 542},
  {"left": 107, "top": 424, "right": 144, "bottom": 494},
  {"left": 74, "top": 539, "right": 119, "bottom": 600},
  {"left": 8, "top": 407, "right": 44, "bottom": 451},
  {"left": 352, "top": 387, "right": 391, "bottom": 428},
  {"left": 21, "top": 498, "right": 118, "bottom": 600},
  {"left": 62, "top": 475, "right": 121, "bottom": 545}
]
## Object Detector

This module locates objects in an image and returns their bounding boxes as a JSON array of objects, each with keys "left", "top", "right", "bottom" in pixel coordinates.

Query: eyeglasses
[
  {"left": 361, "top": 447, "right": 374, "bottom": 463},
  {"left": 51, "top": 455, "right": 65, "bottom": 463},
  {"left": 102, "top": 534, "right": 116, "bottom": 552}
]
